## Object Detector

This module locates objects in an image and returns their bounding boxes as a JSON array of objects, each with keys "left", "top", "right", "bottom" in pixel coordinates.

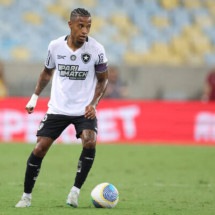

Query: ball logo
[
  {"left": 103, "top": 185, "right": 118, "bottom": 202},
  {"left": 81, "top": 53, "right": 91, "bottom": 64}
]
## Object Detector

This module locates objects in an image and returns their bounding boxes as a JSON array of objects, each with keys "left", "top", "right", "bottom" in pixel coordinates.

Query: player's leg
[
  {"left": 15, "top": 137, "right": 54, "bottom": 208},
  {"left": 74, "top": 129, "right": 96, "bottom": 188},
  {"left": 24, "top": 137, "right": 54, "bottom": 194},
  {"left": 16, "top": 113, "right": 70, "bottom": 208},
  {"left": 67, "top": 129, "right": 96, "bottom": 207},
  {"left": 67, "top": 116, "right": 97, "bottom": 208}
]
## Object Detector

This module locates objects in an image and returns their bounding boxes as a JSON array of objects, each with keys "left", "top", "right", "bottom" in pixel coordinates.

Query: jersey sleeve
[
  {"left": 44, "top": 42, "right": 56, "bottom": 69},
  {"left": 95, "top": 45, "right": 108, "bottom": 73}
]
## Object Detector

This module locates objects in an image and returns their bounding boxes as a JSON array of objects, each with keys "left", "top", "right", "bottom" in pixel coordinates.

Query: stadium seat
[
  {"left": 127, "top": 41, "right": 181, "bottom": 65},
  {"left": 148, "top": 42, "right": 174, "bottom": 64},
  {"left": 182, "top": 25, "right": 202, "bottom": 39},
  {"left": 181, "top": 25, "right": 212, "bottom": 58},
  {"left": 110, "top": 13, "right": 138, "bottom": 35},
  {"left": 11, "top": 47, "right": 30, "bottom": 61},
  {"left": 57, "top": 0, "right": 75, "bottom": 6},
  {"left": 142, "top": 0, "right": 161, "bottom": 14},
  {"left": 160, "top": 0, "right": 179, "bottom": 10},
  {"left": 90, "top": 16, "right": 105, "bottom": 34},
  {"left": 194, "top": 14, "right": 213, "bottom": 28},
  {"left": 204, "top": 0, "right": 215, "bottom": 8},
  {"left": 0, "top": 0, "right": 13, "bottom": 6},
  {"left": 79, "top": 0, "right": 97, "bottom": 8},
  {"left": 46, "top": 3, "right": 68, "bottom": 18},
  {"left": 205, "top": 2, "right": 215, "bottom": 17},
  {"left": 22, "top": 12, "right": 43, "bottom": 25},
  {"left": 181, "top": 0, "right": 202, "bottom": 9},
  {"left": 191, "top": 35, "right": 211, "bottom": 55},
  {"left": 170, "top": 36, "right": 191, "bottom": 60},
  {"left": 123, "top": 52, "right": 145, "bottom": 66},
  {"left": 151, "top": 15, "right": 170, "bottom": 28}
]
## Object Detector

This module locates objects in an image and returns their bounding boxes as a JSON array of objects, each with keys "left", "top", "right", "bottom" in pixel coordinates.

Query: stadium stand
[{"left": 0, "top": 0, "right": 215, "bottom": 65}]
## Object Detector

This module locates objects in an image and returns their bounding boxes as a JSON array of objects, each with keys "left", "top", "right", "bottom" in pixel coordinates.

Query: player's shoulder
[
  {"left": 48, "top": 35, "right": 67, "bottom": 49},
  {"left": 87, "top": 36, "right": 105, "bottom": 51}
]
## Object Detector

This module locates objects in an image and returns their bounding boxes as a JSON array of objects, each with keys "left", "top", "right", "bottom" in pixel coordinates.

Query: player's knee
[
  {"left": 83, "top": 137, "right": 96, "bottom": 149},
  {"left": 33, "top": 145, "right": 47, "bottom": 157},
  {"left": 81, "top": 130, "right": 96, "bottom": 149},
  {"left": 33, "top": 137, "right": 52, "bottom": 157}
]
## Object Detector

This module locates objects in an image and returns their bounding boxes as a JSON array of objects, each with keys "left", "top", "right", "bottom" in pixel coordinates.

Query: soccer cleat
[
  {"left": 66, "top": 190, "right": 79, "bottom": 208},
  {"left": 15, "top": 196, "right": 31, "bottom": 208}
]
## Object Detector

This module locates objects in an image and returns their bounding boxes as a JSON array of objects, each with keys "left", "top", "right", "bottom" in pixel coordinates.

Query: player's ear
[{"left": 68, "top": 21, "right": 72, "bottom": 29}]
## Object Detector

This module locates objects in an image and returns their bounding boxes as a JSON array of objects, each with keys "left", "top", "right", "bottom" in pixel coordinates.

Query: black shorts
[{"left": 36, "top": 114, "right": 97, "bottom": 140}]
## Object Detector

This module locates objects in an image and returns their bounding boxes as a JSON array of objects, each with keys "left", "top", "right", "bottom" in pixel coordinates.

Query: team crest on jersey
[
  {"left": 70, "top": 55, "right": 76, "bottom": 61},
  {"left": 81, "top": 53, "right": 91, "bottom": 64}
]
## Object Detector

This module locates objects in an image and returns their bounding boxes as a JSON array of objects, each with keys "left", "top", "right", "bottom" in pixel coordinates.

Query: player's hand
[
  {"left": 85, "top": 105, "right": 96, "bottom": 119},
  {"left": 25, "top": 94, "right": 38, "bottom": 114}
]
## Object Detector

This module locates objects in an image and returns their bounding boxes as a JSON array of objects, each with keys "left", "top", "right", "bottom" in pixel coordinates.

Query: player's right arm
[
  {"left": 25, "top": 67, "right": 54, "bottom": 114},
  {"left": 26, "top": 40, "right": 56, "bottom": 114},
  {"left": 34, "top": 67, "right": 54, "bottom": 96}
]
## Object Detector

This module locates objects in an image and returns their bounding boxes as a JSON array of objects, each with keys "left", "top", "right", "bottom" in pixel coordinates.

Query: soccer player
[{"left": 15, "top": 8, "right": 108, "bottom": 208}]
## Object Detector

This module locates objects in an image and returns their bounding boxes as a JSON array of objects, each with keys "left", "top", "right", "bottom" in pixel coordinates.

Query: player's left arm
[{"left": 85, "top": 68, "right": 108, "bottom": 119}]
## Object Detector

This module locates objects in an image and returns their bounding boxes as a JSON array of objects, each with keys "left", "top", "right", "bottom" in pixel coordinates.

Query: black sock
[
  {"left": 74, "top": 148, "right": 96, "bottom": 189},
  {"left": 24, "top": 152, "right": 43, "bottom": 193}
]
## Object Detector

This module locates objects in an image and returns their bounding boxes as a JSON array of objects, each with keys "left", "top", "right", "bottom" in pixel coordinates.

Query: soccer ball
[{"left": 91, "top": 182, "right": 119, "bottom": 208}]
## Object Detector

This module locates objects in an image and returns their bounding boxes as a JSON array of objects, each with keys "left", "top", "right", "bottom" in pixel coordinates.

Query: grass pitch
[{"left": 0, "top": 143, "right": 214, "bottom": 215}]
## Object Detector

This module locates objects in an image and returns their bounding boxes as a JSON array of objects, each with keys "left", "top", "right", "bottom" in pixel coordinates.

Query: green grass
[{"left": 0, "top": 143, "right": 214, "bottom": 215}]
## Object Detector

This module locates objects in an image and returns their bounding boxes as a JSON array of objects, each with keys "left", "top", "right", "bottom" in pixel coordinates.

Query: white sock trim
[
  {"left": 22, "top": 193, "right": 32, "bottom": 199},
  {"left": 71, "top": 186, "right": 80, "bottom": 194}
]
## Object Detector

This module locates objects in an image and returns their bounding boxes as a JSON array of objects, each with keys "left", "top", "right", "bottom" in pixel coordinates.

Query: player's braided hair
[{"left": 70, "top": 8, "right": 91, "bottom": 20}]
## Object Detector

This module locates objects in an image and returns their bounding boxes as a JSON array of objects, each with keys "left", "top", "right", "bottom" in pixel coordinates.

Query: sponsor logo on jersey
[
  {"left": 57, "top": 55, "right": 66, "bottom": 59},
  {"left": 81, "top": 53, "right": 91, "bottom": 64},
  {"left": 70, "top": 55, "right": 76, "bottom": 61},
  {"left": 58, "top": 64, "right": 88, "bottom": 80}
]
